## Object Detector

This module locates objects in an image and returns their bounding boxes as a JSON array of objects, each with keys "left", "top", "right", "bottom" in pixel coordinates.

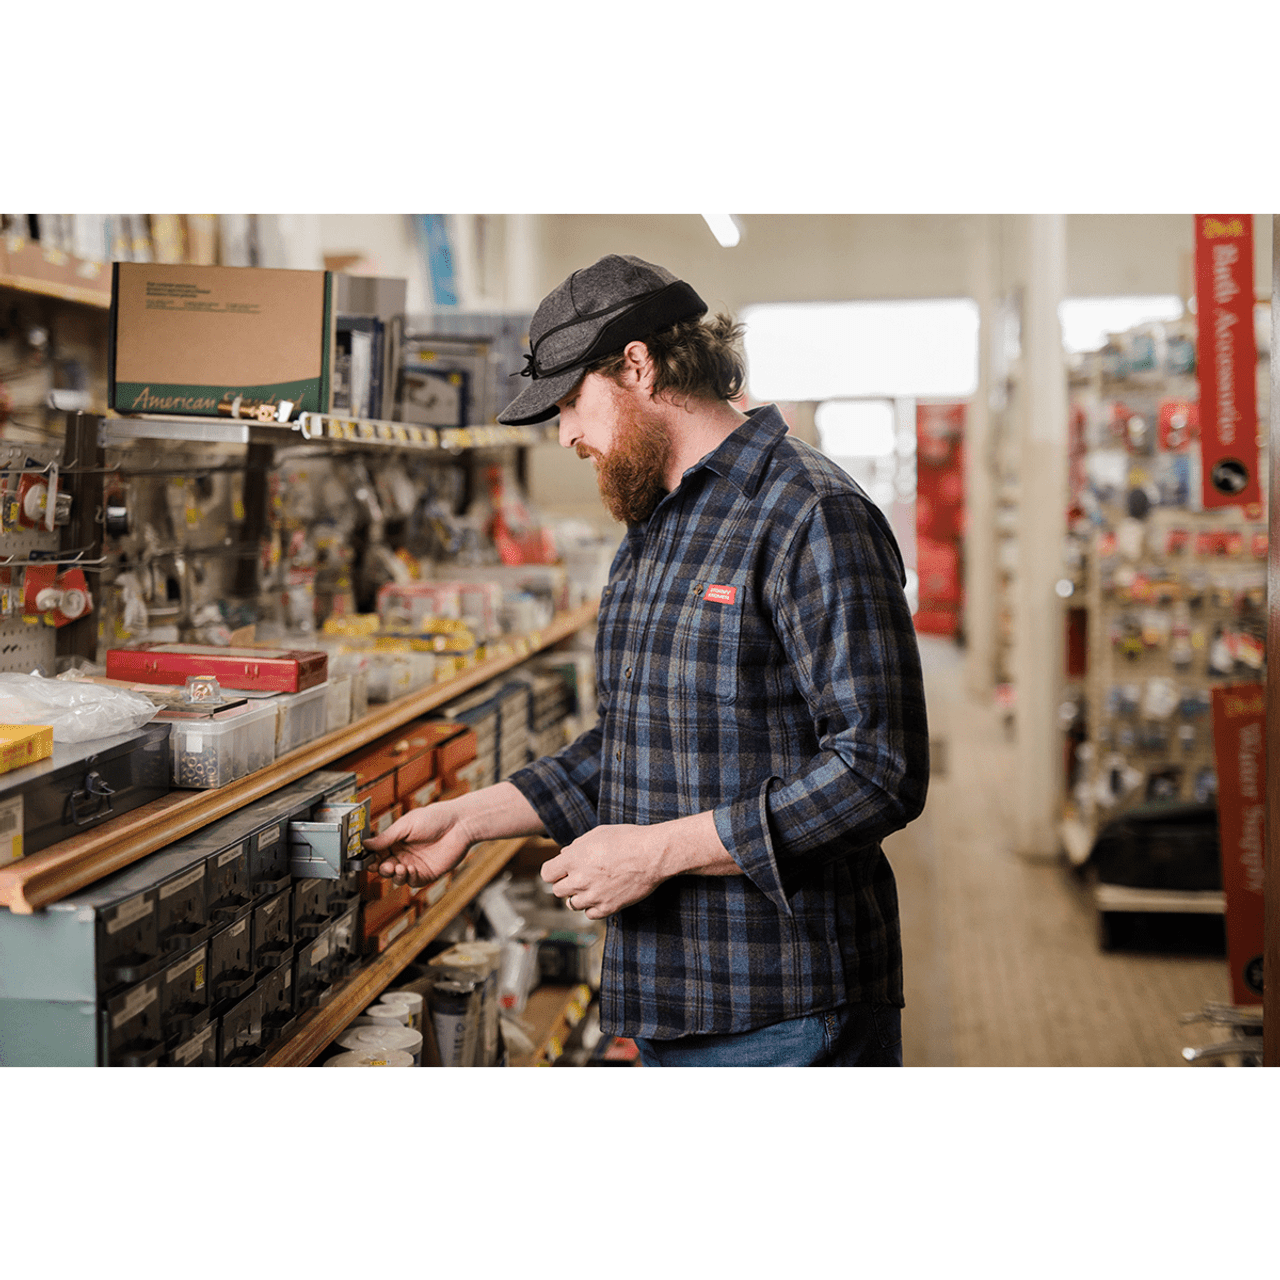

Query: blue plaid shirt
[{"left": 510, "top": 405, "right": 929, "bottom": 1040}]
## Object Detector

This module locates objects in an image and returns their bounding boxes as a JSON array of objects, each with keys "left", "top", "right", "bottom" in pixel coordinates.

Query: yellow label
[
  {"left": 1203, "top": 216, "right": 1245, "bottom": 239},
  {"left": 194, "top": 964, "right": 205, "bottom": 990},
  {"left": 369, "top": 1058, "right": 388, "bottom": 1066},
  {"left": 232, "top": 498, "right": 245, "bottom": 521}
]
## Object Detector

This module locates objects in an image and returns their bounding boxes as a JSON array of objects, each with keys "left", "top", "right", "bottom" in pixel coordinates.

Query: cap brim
[{"left": 497, "top": 365, "right": 584, "bottom": 425}]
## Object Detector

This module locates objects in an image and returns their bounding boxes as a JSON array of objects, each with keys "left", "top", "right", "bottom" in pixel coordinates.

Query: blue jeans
[{"left": 633, "top": 1003, "right": 902, "bottom": 1067}]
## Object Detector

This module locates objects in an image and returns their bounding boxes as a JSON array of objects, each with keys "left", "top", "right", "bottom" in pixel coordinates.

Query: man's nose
[{"left": 558, "top": 414, "right": 579, "bottom": 449}]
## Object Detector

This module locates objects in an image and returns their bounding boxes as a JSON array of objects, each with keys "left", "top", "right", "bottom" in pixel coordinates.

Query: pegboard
[{"left": 0, "top": 439, "right": 68, "bottom": 675}]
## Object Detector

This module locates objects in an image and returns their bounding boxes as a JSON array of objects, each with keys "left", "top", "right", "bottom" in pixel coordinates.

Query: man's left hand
[
  {"left": 540, "top": 811, "right": 742, "bottom": 919},
  {"left": 539, "top": 823, "right": 672, "bottom": 919}
]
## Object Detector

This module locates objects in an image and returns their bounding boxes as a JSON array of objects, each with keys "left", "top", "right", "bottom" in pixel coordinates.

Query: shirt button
[
  {"left": 624, "top": 666, "right": 632, "bottom": 678},
  {"left": 615, "top": 749, "right": 622, "bottom": 762}
]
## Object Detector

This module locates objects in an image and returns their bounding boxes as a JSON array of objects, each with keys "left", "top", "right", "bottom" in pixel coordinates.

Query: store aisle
[{"left": 887, "top": 637, "right": 1232, "bottom": 1068}]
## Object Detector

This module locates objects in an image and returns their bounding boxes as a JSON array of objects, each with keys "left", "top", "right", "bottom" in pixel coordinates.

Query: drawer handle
[{"left": 68, "top": 770, "right": 116, "bottom": 826}]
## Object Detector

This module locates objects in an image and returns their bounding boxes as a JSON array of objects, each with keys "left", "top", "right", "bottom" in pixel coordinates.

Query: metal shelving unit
[{"left": 1, "top": 354, "right": 592, "bottom": 1066}]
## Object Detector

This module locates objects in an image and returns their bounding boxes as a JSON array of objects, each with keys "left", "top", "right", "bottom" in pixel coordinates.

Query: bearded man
[{"left": 365, "top": 254, "right": 929, "bottom": 1067}]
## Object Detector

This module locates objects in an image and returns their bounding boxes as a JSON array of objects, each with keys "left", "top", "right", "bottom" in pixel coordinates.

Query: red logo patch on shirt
[{"left": 703, "top": 584, "right": 737, "bottom": 605}]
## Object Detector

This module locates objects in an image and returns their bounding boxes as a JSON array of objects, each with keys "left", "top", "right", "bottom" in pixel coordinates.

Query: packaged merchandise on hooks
[{"left": 1063, "top": 306, "right": 1268, "bottom": 868}]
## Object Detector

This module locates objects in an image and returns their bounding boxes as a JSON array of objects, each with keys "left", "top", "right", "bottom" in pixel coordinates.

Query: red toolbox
[{"left": 106, "top": 643, "right": 328, "bottom": 693}]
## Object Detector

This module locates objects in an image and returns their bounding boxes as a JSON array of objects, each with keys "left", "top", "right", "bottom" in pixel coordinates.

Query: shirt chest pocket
[{"left": 668, "top": 578, "right": 742, "bottom": 704}]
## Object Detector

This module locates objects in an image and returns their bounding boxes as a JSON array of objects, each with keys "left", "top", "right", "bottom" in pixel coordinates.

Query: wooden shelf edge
[
  {"left": 263, "top": 836, "right": 527, "bottom": 1066},
  {"left": 0, "top": 602, "right": 597, "bottom": 914},
  {"left": 0, "top": 273, "right": 112, "bottom": 309},
  {"left": 510, "top": 981, "right": 594, "bottom": 1067}
]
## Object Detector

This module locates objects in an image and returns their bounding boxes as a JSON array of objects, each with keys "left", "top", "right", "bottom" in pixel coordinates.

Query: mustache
[{"left": 576, "top": 443, "right": 600, "bottom": 462}]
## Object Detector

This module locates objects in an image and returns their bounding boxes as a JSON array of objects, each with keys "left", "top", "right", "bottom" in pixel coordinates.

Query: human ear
[{"left": 622, "top": 341, "right": 656, "bottom": 394}]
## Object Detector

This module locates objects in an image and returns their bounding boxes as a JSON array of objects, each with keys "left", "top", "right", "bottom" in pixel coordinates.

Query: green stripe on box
[{"left": 114, "top": 378, "right": 322, "bottom": 415}]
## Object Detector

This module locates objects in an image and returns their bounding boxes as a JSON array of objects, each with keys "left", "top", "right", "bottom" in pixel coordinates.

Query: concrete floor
[{"left": 889, "top": 636, "right": 1237, "bottom": 1068}]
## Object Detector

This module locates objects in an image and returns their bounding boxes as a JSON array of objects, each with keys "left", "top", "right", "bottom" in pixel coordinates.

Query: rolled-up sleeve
[{"left": 507, "top": 718, "right": 604, "bottom": 847}]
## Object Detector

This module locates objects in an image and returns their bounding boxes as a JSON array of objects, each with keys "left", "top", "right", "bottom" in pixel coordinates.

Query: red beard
[{"left": 578, "top": 397, "right": 672, "bottom": 525}]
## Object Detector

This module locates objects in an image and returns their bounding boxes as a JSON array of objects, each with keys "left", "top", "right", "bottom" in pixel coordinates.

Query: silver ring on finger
[{"left": 568, "top": 894, "right": 577, "bottom": 910}]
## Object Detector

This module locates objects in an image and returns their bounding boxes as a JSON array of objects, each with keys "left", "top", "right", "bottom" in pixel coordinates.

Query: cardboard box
[
  {"left": 0, "top": 724, "right": 54, "bottom": 776},
  {"left": 109, "top": 263, "right": 333, "bottom": 417}
]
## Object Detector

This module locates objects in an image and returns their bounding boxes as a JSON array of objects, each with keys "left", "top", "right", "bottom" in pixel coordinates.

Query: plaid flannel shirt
[{"left": 509, "top": 405, "right": 929, "bottom": 1040}]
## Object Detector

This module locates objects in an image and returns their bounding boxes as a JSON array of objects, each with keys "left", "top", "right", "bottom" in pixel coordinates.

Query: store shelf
[
  {"left": 1093, "top": 884, "right": 1225, "bottom": 915},
  {"left": 510, "top": 982, "right": 594, "bottom": 1067},
  {"left": 295, "top": 413, "right": 557, "bottom": 453},
  {"left": 100, "top": 411, "right": 557, "bottom": 452},
  {"left": 263, "top": 835, "right": 529, "bottom": 1067},
  {"left": 0, "top": 238, "right": 112, "bottom": 310},
  {"left": 101, "top": 415, "right": 284, "bottom": 447},
  {"left": 0, "top": 599, "right": 597, "bottom": 914}
]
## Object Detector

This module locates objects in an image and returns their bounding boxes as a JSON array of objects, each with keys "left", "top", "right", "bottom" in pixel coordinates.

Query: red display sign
[
  {"left": 1210, "top": 684, "right": 1266, "bottom": 1006},
  {"left": 914, "top": 403, "right": 966, "bottom": 638},
  {"left": 1193, "top": 215, "right": 1262, "bottom": 516}
]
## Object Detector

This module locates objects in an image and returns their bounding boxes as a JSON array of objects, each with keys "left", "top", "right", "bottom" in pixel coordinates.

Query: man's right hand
[{"left": 362, "top": 802, "right": 471, "bottom": 888}]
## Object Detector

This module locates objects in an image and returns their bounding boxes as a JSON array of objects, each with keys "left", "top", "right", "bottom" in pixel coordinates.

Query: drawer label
[
  {"left": 385, "top": 914, "right": 411, "bottom": 945},
  {"left": 310, "top": 935, "right": 330, "bottom": 964},
  {"left": 106, "top": 893, "right": 151, "bottom": 935},
  {"left": 167, "top": 947, "right": 206, "bottom": 987},
  {"left": 217, "top": 847, "right": 243, "bottom": 867},
  {"left": 159, "top": 865, "right": 204, "bottom": 900},
  {"left": 0, "top": 795, "right": 23, "bottom": 864},
  {"left": 228, "top": 917, "right": 248, "bottom": 939},
  {"left": 112, "top": 981, "right": 158, "bottom": 1029},
  {"left": 258, "top": 823, "right": 283, "bottom": 849},
  {"left": 172, "top": 1023, "right": 214, "bottom": 1064}
]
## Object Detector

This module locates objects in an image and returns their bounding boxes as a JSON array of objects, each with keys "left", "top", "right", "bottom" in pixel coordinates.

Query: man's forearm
[
  {"left": 657, "top": 809, "right": 744, "bottom": 878},
  {"left": 454, "top": 780, "right": 549, "bottom": 845}
]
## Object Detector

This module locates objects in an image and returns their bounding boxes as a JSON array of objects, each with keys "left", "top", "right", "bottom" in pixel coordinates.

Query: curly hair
[{"left": 587, "top": 312, "right": 747, "bottom": 406}]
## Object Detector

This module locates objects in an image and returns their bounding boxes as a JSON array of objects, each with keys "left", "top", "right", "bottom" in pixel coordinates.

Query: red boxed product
[
  {"left": 405, "top": 777, "right": 442, "bottom": 810},
  {"left": 417, "top": 721, "right": 477, "bottom": 788},
  {"left": 380, "top": 728, "right": 441, "bottom": 799},
  {"left": 364, "top": 905, "right": 416, "bottom": 955},
  {"left": 337, "top": 732, "right": 437, "bottom": 798},
  {"left": 106, "top": 643, "right": 327, "bottom": 693},
  {"left": 336, "top": 738, "right": 401, "bottom": 802},
  {"left": 362, "top": 884, "right": 414, "bottom": 936}
]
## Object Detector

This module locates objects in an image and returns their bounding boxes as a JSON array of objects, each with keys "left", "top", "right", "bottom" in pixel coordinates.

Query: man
[{"left": 364, "top": 253, "right": 929, "bottom": 1067}]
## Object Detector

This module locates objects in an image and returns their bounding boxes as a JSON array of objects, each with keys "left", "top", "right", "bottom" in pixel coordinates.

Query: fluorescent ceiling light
[{"left": 702, "top": 214, "right": 743, "bottom": 248}]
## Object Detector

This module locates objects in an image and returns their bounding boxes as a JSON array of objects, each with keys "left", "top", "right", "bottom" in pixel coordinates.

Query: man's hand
[
  {"left": 363, "top": 782, "right": 549, "bottom": 888},
  {"left": 539, "top": 810, "right": 743, "bottom": 919},
  {"left": 363, "top": 803, "right": 471, "bottom": 888}
]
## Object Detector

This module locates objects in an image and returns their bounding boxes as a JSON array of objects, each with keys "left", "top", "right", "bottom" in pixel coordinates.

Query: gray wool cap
[{"left": 498, "top": 254, "right": 707, "bottom": 425}]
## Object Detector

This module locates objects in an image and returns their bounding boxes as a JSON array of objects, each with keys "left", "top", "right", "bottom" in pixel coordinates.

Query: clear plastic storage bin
[
  {"left": 326, "top": 672, "right": 353, "bottom": 733},
  {"left": 272, "top": 683, "right": 329, "bottom": 754},
  {"left": 165, "top": 700, "right": 278, "bottom": 789}
]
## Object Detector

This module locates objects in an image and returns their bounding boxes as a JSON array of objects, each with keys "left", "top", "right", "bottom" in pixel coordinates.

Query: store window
[
  {"left": 1057, "top": 295, "right": 1184, "bottom": 354},
  {"left": 814, "top": 399, "right": 902, "bottom": 509},
  {"left": 741, "top": 298, "right": 980, "bottom": 401},
  {"left": 814, "top": 397, "right": 919, "bottom": 610}
]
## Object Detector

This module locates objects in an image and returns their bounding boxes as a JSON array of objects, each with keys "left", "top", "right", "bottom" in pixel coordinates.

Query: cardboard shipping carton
[{"left": 109, "top": 263, "right": 333, "bottom": 416}]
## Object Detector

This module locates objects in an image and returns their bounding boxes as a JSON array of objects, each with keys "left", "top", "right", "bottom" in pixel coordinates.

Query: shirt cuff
[
  {"left": 507, "top": 758, "right": 600, "bottom": 849},
  {"left": 713, "top": 778, "right": 794, "bottom": 916}
]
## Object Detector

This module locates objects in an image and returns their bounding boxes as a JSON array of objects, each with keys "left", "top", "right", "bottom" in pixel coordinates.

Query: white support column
[
  {"left": 964, "top": 213, "right": 998, "bottom": 700},
  {"left": 503, "top": 214, "right": 544, "bottom": 312},
  {"left": 1012, "top": 214, "right": 1069, "bottom": 860}
]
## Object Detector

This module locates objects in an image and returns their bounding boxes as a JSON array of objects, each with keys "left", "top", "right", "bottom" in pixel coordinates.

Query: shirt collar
[{"left": 683, "top": 404, "right": 789, "bottom": 500}]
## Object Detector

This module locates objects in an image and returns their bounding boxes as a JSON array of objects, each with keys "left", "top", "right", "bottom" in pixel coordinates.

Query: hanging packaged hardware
[
  {"left": 14, "top": 462, "right": 60, "bottom": 531},
  {"left": 19, "top": 563, "right": 93, "bottom": 628},
  {"left": 215, "top": 395, "right": 297, "bottom": 423}
]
